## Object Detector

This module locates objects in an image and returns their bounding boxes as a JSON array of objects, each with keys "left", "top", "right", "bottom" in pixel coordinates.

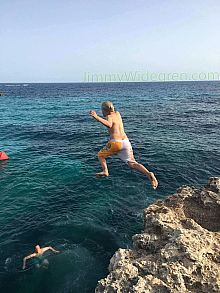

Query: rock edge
[{"left": 96, "top": 177, "right": 220, "bottom": 293}]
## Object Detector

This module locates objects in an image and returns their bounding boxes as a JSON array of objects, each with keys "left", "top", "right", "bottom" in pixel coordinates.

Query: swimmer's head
[
  {"left": 35, "top": 245, "right": 41, "bottom": 253},
  {"left": 101, "top": 101, "right": 115, "bottom": 116}
]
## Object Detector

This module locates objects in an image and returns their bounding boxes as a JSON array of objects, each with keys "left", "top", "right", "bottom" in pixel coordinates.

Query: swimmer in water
[
  {"left": 22, "top": 244, "right": 59, "bottom": 270},
  {"left": 90, "top": 101, "right": 158, "bottom": 189}
]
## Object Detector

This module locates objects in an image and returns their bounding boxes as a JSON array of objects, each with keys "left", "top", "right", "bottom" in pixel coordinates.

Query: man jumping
[{"left": 89, "top": 101, "right": 158, "bottom": 189}]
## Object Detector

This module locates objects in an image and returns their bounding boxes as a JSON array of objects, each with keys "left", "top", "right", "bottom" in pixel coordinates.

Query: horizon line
[{"left": 0, "top": 79, "right": 220, "bottom": 84}]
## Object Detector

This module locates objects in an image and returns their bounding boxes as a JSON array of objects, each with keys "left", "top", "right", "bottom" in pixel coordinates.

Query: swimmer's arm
[
  {"left": 22, "top": 253, "right": 36, "bottom": 269},
  {"left": 89, "top": 111, "right": 112, "bottom": 128},
  {"left": 42, "top": 246, "right": 60, "bottom": 253}
]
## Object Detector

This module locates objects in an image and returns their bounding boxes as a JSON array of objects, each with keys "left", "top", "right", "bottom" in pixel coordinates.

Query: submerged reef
[{"left": 96, "top": 177, "right": 220, "bottom": 293}]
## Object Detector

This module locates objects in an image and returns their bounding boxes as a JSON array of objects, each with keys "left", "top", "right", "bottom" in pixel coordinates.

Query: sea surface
[{"left": 0, "top": 82, "right": 219, "bottom": 293}]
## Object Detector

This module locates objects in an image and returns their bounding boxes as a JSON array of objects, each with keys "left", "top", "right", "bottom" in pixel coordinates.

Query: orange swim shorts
[{"left": 98, "top": 139, "right": 136, "bottom": 164}]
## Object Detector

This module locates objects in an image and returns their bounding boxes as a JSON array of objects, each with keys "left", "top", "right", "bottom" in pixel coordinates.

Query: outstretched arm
[
  {"left": 89, "top": 111, "right": 112, "bottom": 128},
  {"left": 22, "top": 253, "right": 36, "bottom": 269},
  {"left": 42, "top": 246, "right": 60, "bottom": 253},
  {"left": 49, "top": 246, "right": 60, "bottom": 253}
]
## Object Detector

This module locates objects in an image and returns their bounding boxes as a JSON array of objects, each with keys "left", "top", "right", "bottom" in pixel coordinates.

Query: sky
[{"left": 0, "top": 0, "right": 220, "bottom": 82}]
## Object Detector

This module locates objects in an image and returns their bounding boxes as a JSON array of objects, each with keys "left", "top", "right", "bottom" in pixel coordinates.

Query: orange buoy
[{"left": 0, "top": 151, "right": 9, "bottom": 160}]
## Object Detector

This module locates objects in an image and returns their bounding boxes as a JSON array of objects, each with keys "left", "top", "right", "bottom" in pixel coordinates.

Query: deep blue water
[{"left": 0, "top": 82, "right": 219, "bottom": 293}]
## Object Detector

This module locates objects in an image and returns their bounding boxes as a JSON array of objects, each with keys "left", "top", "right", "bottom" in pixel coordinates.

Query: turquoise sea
[{"left": 0, "top": 82, "right": 219, "bottom": 292}]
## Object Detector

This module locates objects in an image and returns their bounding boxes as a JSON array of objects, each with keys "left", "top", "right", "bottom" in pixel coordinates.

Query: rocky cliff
[{"left": 96, "top": 177, "right": 220, "bottom": 293}]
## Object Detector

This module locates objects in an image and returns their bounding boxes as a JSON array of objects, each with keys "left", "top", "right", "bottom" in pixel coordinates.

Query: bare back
[{"left": 107, "top": 111, "right": 128, "bottom": 140}]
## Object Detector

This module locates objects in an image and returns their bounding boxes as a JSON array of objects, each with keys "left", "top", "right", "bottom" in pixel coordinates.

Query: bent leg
[
  {"left": 96, "top": 141, "right": 122, "bottom": 177},
  {"left": 96, "top": 155, "right": 109, "bottom": 177},
  {"left": 128, "top": 161, "right": 158, "bottom": 189}
]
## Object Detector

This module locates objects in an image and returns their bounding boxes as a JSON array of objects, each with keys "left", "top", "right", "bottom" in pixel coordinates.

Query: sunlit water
[{"left": 0, "top": 82, "right": 219, "bottom": 292}]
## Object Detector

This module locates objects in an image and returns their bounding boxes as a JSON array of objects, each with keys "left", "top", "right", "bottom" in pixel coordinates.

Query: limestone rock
[{"left": 96, "top": 177, "right": 220, "bottom": 293}]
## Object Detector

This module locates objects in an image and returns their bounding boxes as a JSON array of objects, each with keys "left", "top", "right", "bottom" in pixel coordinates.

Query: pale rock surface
[{"left": 96, "top": 177, "right": 220, "bottom": 293}]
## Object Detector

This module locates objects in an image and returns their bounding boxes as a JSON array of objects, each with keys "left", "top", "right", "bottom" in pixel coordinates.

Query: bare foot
[
  {"left": 149, "top": 172, "right": 158, "bottom": 189},
  {"left": 96, "top": 171, "right": 109, "bottom": 177}
]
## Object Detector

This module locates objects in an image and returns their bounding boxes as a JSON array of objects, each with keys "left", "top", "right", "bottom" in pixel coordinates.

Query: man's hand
[
  {"left": 89, "top": 110, "right": 98, "bottom": 119},
  {"left": 89, "top": 110, "right": 112, "bottom": 128}
]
